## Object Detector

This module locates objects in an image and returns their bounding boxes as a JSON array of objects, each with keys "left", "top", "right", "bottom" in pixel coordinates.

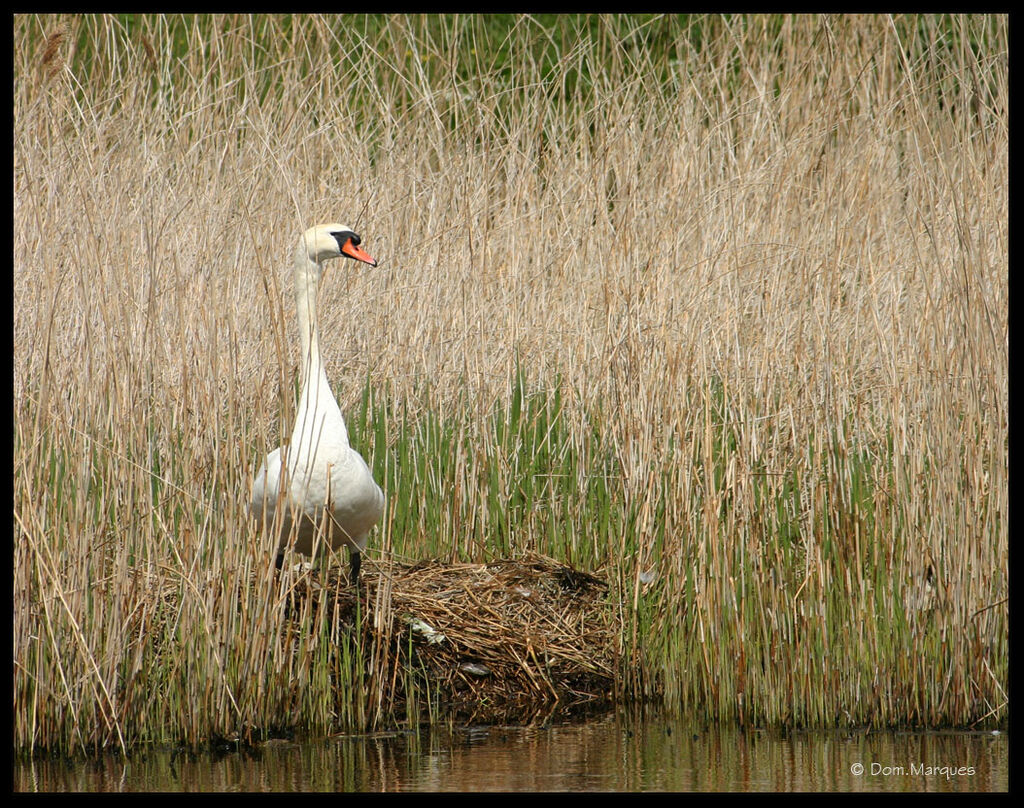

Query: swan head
[{"left": 300, "top": 223, "right": 378, "bottom": 268}]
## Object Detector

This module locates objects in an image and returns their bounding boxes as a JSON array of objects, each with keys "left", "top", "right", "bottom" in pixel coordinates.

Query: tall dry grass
[{"left": 13, "top": 13, "right": 1007, "bottom": 754}]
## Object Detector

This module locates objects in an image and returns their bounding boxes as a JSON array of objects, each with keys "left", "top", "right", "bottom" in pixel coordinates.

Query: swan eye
[{"left": 331, "top": 231, "right": 359, "bottom": 249}]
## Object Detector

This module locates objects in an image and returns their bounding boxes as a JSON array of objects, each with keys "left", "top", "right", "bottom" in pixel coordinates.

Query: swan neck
[{"left": 293, "top": 251, "right": 324, "bottom": 384}]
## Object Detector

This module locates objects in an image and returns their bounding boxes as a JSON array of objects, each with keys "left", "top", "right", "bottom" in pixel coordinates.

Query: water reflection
[{"left": 14, "top": 712, "right": 1007, "bottom": 792}]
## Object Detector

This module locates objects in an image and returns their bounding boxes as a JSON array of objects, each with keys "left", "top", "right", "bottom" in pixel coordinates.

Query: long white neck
[
  {"left": 291, "top": 242, "right": 349, "bottom": 452},
  {"left": 293, "top": 245, "right": 325, "bottom": 385}
]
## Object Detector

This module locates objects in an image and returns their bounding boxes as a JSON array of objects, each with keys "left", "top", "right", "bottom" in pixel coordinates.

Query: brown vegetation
[{"left": 13, "top": 14, "right": 1007, "bottom": 754}]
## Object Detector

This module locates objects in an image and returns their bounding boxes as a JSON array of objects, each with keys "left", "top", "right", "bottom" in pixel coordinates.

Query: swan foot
[{"left": 349, "top": 549, "right": 361, "bottom": 588}]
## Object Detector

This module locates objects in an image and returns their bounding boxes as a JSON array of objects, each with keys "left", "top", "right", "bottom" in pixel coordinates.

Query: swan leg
[{"left": 349, "top": 548, "right": 361, "bottom": 587}]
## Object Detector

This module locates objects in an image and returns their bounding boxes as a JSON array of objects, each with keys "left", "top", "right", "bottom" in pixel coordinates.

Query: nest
[{"left": 289, "top": 552, "right": 618, "bottom": 721}]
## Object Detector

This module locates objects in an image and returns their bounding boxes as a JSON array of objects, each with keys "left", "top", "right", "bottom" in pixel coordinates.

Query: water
[{"left": 14, "top": 712, "right": 1007, "bottom": 792}]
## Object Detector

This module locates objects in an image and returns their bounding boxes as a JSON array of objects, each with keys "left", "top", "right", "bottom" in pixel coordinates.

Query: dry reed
[{"left": 13, "top": 13, "right": 1007, "bottom": 754}]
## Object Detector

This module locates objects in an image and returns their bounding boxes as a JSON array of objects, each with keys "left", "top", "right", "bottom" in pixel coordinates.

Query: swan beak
[{"left": 341, "top": 238, "right": 378, "bottom": 267}]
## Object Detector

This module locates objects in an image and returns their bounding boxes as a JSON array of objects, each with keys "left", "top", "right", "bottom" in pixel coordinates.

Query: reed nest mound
[{"left": 287, "top": 553, "right": 617, "bottom": 720}]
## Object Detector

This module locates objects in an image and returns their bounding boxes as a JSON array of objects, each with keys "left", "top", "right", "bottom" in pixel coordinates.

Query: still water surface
[{"left": 14, "top": 712, "right": 1006, "bottom": 792}]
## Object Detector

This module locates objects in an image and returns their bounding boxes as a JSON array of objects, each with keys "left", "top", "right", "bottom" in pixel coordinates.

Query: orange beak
[{"left": 341, "top": 238, "right": 378, "bottom": 267}]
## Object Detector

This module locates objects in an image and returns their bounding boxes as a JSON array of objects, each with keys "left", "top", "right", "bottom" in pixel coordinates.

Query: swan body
[{"left": 250, "top": 223, "right": 384, "bottom": 582}]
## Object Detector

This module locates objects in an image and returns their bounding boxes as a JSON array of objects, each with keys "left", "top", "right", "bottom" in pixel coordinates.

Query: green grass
[{"left": 347, "top": 367, "right": 623, "bottom": 567}]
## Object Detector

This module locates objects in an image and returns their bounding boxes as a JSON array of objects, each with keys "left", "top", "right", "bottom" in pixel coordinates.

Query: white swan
[{"left": 250, "top": 223, "right": 385, "bottom": 584}]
